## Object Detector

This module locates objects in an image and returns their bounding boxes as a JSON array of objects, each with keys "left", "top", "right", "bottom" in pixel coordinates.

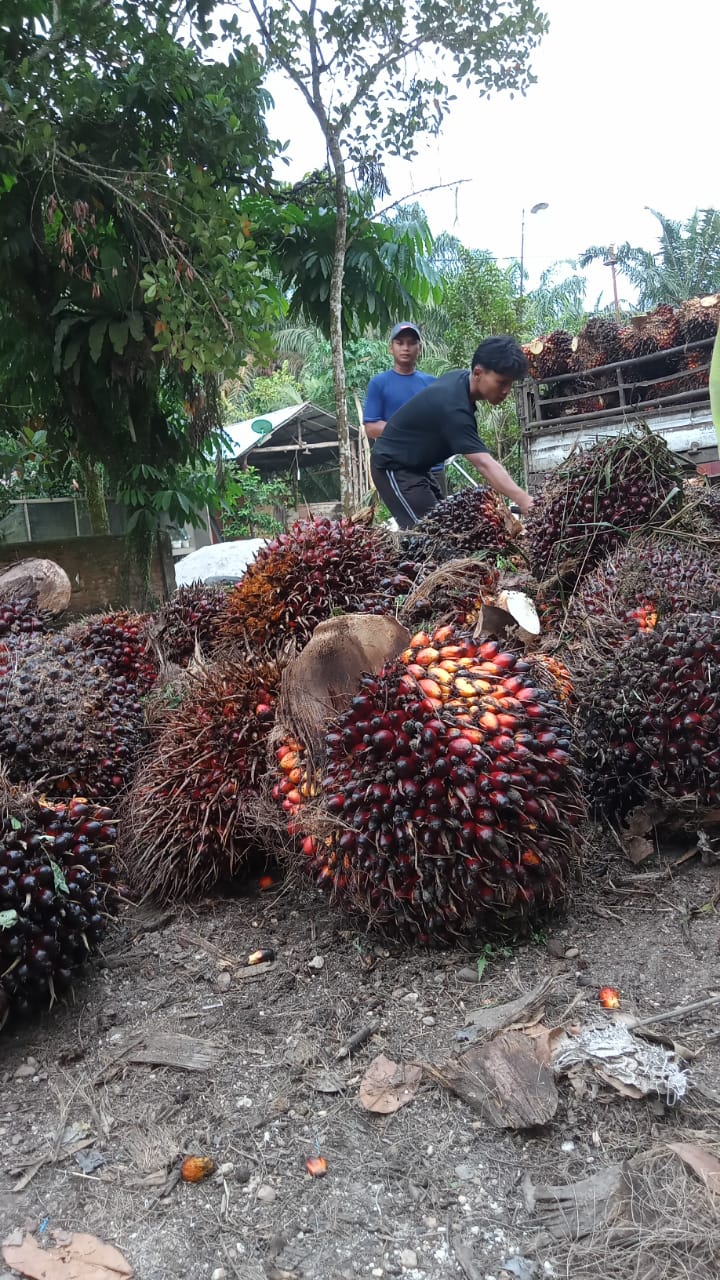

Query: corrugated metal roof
[{"left": 224, "top": 402, "right": 340, "bottom": 460}]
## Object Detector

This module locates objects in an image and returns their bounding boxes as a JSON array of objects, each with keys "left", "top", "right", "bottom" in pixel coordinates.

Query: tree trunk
[
  {"left": 78, "top": 458, "right": 110, "bottom": 534},
  {"left": 326, "top": 134, "right": 354, "bottom": 514}
]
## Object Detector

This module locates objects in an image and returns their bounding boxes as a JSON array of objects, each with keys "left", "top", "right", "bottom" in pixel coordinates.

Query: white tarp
[{"left": 174, "top": 539, "right": 266, "bottom": 587}]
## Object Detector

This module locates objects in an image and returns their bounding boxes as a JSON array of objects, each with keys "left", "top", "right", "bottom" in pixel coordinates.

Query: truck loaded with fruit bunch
[{"left": 518, "top": 296, "right": 720, "bottom": 486}]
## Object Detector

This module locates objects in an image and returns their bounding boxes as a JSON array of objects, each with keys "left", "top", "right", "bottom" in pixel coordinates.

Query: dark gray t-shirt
[{"left": 370, "top": 369, "right": 489, "bottom": 474}]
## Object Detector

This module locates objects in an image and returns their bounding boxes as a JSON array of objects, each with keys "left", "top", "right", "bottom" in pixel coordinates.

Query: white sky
[{"left": 255, "top": 0, "right": 720, "bottom": 308}]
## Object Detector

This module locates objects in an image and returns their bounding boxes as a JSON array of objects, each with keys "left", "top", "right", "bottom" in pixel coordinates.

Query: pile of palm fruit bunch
[
  {"left": 572, "top": 614, "right": 720, "bottom": 818},
  {"left": 153, "top": 582, "right": 230, "bottom": 665},
  {"left": 0, "top": 613, "right": 156, "bottom": 803},
  {"left": 525, "top": 427, "right": 683, "bottom": 587},
  {"left": 122, "top": 656, "right": 284, "bottom": 902},
  {"left": 219, "top": 514, "right": 417, "bottom": 654},
  {"left": 0, "top": 777, "right": 120, "bottom": 1024},
  {"left": 272, "top": 624, "right": 583, "bottom": 946},
  {"left": 523, "top": 296, "right": 718, "bottom": 418},
  {"left": 565, "top": 537, "right": 720, "bottom": 657},
  {"left": 400, "top": 486, "right": 516, "bottom": 566}
]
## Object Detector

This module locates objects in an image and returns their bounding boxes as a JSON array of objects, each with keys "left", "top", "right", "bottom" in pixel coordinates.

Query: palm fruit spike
[
  {"left": 399, "top": 559, "right": 501, "bottom": 629},
  {"left": 0, "top": 782, "right": 120, "bottom": 1024},
  {"left": 566, "top": 538, "right": 720, "bottom": 657},
  {"left": 0, "top": 631, "right": 147, "bottom": 801},
  {"left": 278, "top": 624, "right": 583, "bottom": 946},
  {"left": 122, "top": 657, "right": 283, "bottom": 902},
  {"left": 70, "top": 611, "right": 157, "bottom": 694},
  {"left": 154, "top": 583, "right": 230, "bottom": 666},
  {"left": 219, "top": 516, "right": 399, "bottom": 654},
  {"left": 400, "top": 487, "right": 514, "bottom": 567},
  {"left": 525, "top": 426, "right": 683, "bottom": 583},
  {"left": 574, "top": 613, "right": 720, "bottom": 816}
]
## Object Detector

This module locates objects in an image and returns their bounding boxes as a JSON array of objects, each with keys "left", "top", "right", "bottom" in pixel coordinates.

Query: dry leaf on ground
[
  {"left": 358, "top": 1054, "right": 422, "bottom": 1114},
  {"left": 667, "top": 1141, "right": 720, "bottom": 1196},
  {"left": 427, "top": 1030, "right": 558, "bottom": 1129},
  {"left": 2, "top": 1229, "right": 134, "bottom": 1280}
]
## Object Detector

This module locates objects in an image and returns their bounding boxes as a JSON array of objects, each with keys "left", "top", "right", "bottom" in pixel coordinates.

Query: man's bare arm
[
  {"left": 364, "top": 420, "right": 386, "bottom": 441},
  {"left": 465, "top": 451, "right": 534, "bottom": 515}
]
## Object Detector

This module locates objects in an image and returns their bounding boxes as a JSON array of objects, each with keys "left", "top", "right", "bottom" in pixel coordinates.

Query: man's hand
[{"left": 465, "top": 451, "right": 534, "bottom": 514}]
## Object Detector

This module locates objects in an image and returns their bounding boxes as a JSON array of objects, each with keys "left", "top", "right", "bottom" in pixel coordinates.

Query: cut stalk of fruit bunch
[{"left": 274, "top": 623, "right": 584, "bottom": 946}]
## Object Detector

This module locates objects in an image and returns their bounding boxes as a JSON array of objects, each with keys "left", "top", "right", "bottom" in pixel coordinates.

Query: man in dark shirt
[{"left": 370, "top": 335, "right": 532, "bottom": 528}]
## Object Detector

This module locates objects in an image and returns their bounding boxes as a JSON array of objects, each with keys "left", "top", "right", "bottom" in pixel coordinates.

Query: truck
[{"left": 516, "top": 324, "right": 719, "bottom": 489}]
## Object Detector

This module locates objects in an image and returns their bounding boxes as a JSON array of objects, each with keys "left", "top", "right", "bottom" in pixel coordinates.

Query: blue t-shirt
[
  {"left": 364, "top": 368, "right": 435, "bottom": 424},
  {"left": 364, "top": 368, "right": 445, "bottom": 471}
]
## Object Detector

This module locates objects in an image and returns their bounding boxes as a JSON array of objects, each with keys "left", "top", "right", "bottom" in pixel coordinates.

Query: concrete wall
[{"left": 0, "top": 534, "right": 176, "bottom": 618}]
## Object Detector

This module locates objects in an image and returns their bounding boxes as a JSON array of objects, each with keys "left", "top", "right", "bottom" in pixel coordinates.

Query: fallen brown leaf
[
  {"left": 667, "top": 1141, "right": 720, "bottom": 1196},
  {"left": 358, "top": 1054, "right": 422, "bottom": 1114},
  {"left": 3, "top": 1229, "right": 133, "bottom": 1279}
]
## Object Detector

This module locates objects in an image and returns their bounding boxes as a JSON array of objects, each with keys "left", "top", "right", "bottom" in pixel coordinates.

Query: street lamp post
[{"left": 519, "top": 201, "right": 549, "bottom": 324}]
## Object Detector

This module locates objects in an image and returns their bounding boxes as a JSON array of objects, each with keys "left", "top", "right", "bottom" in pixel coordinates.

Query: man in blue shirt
[{"left": 363, "top": 322, "right": 447, "bottom": 495}]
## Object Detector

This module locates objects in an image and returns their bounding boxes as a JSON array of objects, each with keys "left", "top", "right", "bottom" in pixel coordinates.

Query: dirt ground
[{"left": 2, "top": 836, "right": 720, "bottom": 1280}]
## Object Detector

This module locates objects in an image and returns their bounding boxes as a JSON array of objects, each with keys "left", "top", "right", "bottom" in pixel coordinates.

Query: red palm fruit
[
  {"left": 574, "top": 613, "right": 720, "bottom": 815},
  {"left": 218, "top": 516, "right": 404, "bottom": 654},
  {"left": 0, "top": 778, "right": 120, "bottom": 1024},
  {"left": 277, "top": 624, "right": 583, "bottom": 946},
  {"left": 526, "top": 427, "right": 683, "bottom": 582},
  {"left": 155, "top": 583, "right": 230, "bottom": 665}
]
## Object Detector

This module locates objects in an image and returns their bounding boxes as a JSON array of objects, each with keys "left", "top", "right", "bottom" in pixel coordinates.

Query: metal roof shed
[{"left": 224, "top": 402, "right": 367, "bottom": 507}]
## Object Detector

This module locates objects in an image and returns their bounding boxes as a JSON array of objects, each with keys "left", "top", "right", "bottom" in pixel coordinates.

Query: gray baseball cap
[{"left": 390, "top": 322, "right": 421, "bottom": 340}]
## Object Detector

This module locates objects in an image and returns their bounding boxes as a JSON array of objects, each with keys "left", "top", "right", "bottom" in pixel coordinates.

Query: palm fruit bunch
[
  {"left": 683, "top": 347, "right": 710, "bottom": 391},
  {"left": 531, "top": 654, "right": 574, "bottom": 703},
  {"left": 399, "top": 559, "right": 501, "bottom": 630},
  {"left": 70, "top": 611, "right": 157, "bottom": 694},
  {"left": 360, "top": 564, "right": 422, "bottom": 616},
  {"left": 645, "top": 304, "right": 681, "bottom": 352},
  {"left": 574, "top": 613, "right": 720, "bottom": 815},
  {"left": 0, "top": 781, "right": 120, "bottom": 1024},
  {"left": 570, "top": 318, "right": 622, "bottom": 371},
  {"left": 219, "top": 516, "right": 399, "bottom": 654},
  {"left": 123, "top": 657, "right": 283, "bottom": 901},
  {"left": 0, "top": 632, "right": 147, "bottom": 801},
  {"left": 0, "top": 598, "right": 50, "bottom": 642},
  {"left": 679, "top": 295, "right": 720, "bottom": 343},
  {"left": 279, "top": 625, "right": 583, "bottom": 946},
  {"left": 154, "top": 583, "right": 230, "bottom": 665},
  {"left": 400, "top": 487, "right": 514, "bottom": 566},
  {"left": 525, "top": 428, "right": 683, "bottom": 582},
  {"left": 566, "top": 538, "right": 720, "bottom": 657},
  {"left": 524, "top": 331, "right": 574, "bottom": 380}
]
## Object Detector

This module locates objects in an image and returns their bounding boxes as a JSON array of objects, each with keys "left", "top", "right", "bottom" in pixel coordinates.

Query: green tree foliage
[
  {"left": 580, "top": 208, "right": 720, "bottom": 309},
  {"left": 252, "top": 186, "right": 441, "bottom": 338},
  {"left": 0, "top": 0, "right": 282, "bottom": 540},
  {"left": 241, "top": 0, "right": 548, "bottom": 510},
  {"left": 221, "top": 465, "right": 291, "bottom": 539},
  {"left": 440, "top": 250, "right": 519, "bottom": 367}
]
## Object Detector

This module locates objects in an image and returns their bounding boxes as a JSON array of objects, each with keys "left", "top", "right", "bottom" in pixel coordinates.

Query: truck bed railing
[{"left": 517, "top": 336, "right": 714, "bottom": 434}]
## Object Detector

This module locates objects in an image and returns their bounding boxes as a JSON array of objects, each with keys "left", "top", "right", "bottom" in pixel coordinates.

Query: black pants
[{"left": 371, "top": 461, "right": 442, "bottom": 529}]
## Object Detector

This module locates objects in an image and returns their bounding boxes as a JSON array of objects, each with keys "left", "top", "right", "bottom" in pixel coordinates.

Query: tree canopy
[{"left": 0, "top": 0, "right": 282, "bottom": 532}]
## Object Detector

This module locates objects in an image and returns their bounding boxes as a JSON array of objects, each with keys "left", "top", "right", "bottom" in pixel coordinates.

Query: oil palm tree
[{"left": 580, "top": 208, "right": 720, "bottom": 309}]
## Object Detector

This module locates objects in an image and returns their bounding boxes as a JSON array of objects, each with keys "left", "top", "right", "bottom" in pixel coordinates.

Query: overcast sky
[{"left": 254, "top": 0, "right": 720, "bottom": 308}]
